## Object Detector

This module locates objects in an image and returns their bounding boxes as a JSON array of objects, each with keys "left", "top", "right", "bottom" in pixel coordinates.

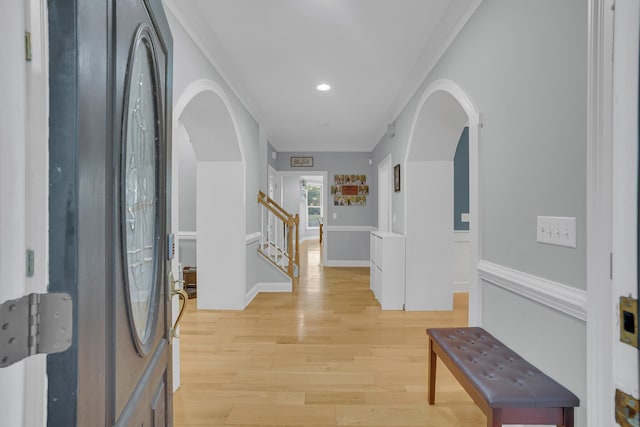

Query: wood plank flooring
[{"left": 173, "top": 240, "right": 485, "bottom": 426}]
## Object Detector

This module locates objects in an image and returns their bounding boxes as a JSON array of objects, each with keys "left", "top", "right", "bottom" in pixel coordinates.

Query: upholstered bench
[{"left": 426, "top": 327, "right": 579, "bottom": 427}]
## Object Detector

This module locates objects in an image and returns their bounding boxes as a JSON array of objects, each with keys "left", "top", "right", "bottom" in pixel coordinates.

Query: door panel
[
  {"left": 47, "top": 0, "right": 173, "bottom": 425},
  {"left": 113, "top": 0, "right": 172, "bottom": 425}
]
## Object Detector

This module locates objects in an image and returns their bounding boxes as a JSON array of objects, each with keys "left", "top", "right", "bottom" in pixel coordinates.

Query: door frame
[
  {"left": 585, "top": 0, "right": 616, "bottom": 425},
  {"left": 0, "top": 1, "right": 49, "bottom": 425},
  {"left": 24, "top": 0, "right": 50, "bottom": 425}
]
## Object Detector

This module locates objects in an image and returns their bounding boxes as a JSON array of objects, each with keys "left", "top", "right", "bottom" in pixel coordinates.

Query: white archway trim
[
  {"left": 403, "top": 79, "right": 482, "bottom": 325},
  {"left": 174, "top": 78, "right": 247, "bottom": 162},
  {"left": 404, "top": 79, "right": 480, "bottom": 165}
]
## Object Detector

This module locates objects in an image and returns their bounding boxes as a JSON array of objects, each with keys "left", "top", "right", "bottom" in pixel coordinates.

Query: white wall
[
  {"left": 0, "top": 2, "right": 28, "bottom": 425},
  {"left": 405, "top": 161, "right": 454, "bottom": 310},
  {"left": 196, "top": 162, "right": 246, "bottom": 310},
  {"left": 177, "top": 122, "right": 197, "bottom": 232},
  {"left": 452, "top": 232, "right": 471, "bottom": 292},
  {"left": 177, "top": 122, "right": 197, "bottom": 267}
]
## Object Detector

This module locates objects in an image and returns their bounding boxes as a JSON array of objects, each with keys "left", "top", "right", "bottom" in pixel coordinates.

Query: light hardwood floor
[{"left": 173, "top": 240, "right": 484, "bottom": 426}]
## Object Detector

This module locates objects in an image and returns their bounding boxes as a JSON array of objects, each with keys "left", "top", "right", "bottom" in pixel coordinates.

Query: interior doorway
[
  {"left": 404, "top": 79, "right": 480, "bottom": 324},
  {"left": 276, "top": 171, "right": 328, "bottom": 243},
  {"left": 174, "top": 81, "right": 245, "bottom": 312}
]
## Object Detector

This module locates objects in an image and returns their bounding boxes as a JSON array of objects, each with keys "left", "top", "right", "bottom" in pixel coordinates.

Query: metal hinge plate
[
  {"left": 25, "top": 31, "right": 32, "bottom": 61},
  {"left": 0, "top": 293, "right": 72, "bottom": 368}
]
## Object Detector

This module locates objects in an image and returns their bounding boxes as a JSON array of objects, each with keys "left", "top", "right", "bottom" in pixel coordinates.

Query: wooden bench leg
[
  {"left": 560, "top": 407, "right": 574, "bottom": 427},
  {"left": 428, "top": 338, "right": 437, "bottom": 405},
  {"left": 487, "top": 408, "right": 502, "bottom": 427}
]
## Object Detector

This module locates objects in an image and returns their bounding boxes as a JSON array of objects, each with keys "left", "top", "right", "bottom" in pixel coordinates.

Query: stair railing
[{"left": 257, "top": 191, "right": 299, "bottom": 279}]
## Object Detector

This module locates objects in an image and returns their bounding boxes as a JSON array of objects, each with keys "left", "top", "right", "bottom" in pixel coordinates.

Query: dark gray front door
[{"left": 47, "top": 0, "right": 173, "bottom": 425}]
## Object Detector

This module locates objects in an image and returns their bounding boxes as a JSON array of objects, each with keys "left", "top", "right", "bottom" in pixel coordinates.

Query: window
[{"left": 306, "top": 183, "right": 322, "bottom": 228}]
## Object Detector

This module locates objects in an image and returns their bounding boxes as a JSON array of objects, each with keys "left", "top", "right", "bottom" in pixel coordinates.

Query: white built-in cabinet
[{"left": 370, "top": 231, "right": 405, "bottom": 310}]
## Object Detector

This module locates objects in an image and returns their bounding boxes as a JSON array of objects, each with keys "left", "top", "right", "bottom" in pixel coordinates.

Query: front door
[{"left": 47, "top": 0, "right": 174, "bottom": 425}]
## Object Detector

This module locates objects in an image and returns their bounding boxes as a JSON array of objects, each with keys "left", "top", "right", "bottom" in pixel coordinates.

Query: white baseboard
[
  {"left": 244, "top": 281, "right": 292, "bottom": 308},
  {"left": 477, "top": 260, "right": 587, "bottom": 322},
  {"left": 323, "top": 260, "right": 370, "bottom": 267},
  {"left": 452, "top": 281, "right": 470, "bottom": 292}
]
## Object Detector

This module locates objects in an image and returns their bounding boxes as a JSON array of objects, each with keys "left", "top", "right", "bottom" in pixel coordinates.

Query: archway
[
  {"left": 172, "top": 80, "right": 246, "bottom": 312},
  {"left": 404, "top": 79, "right": 480, "bottom": 324}
]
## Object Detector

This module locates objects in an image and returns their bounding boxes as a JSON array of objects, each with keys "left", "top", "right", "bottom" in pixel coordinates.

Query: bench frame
[{"left": 428, "top": 334, "right": 575, "bottom": 427}]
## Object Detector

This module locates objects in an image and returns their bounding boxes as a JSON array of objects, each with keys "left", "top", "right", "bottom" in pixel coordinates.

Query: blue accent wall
[{"left": 454, "top": 127, "right": 469, "bottom": 231}]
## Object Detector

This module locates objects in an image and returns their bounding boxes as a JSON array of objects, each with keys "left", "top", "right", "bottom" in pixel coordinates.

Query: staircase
[{"left": 257, "top": 191, "right": 300, "bottom": 279}]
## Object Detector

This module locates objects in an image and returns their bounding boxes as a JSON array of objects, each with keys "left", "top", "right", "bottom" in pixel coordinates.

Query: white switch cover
[
  {"left": 392, "top": 213, "right": 397, "bottom": 224},
  {"left": 332, "top": 212, "right": 337, "bottom": 220},
  {"left": 537, "top": 216, "right": 576, "bottom": 248},
  {"left": 461, "top": 213, "right": 470, "bottom": 223}
]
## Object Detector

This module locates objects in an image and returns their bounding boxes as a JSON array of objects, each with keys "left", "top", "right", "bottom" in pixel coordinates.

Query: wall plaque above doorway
[{"left": 290, "top": 156, "right": 313, "bottom": 167}]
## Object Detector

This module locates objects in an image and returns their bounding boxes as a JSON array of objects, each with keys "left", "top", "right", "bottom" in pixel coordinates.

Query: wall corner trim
[
  {"left": 246, "top": 232, "right": 261, "bottom": 245},
  {"left": 477, "top": 260, "right": 587, "bottom": 322}
]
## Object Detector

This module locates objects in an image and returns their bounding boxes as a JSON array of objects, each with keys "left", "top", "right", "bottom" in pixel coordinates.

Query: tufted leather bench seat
[{"left": 427, "top": 327, "right": 579, "bottom": 427}]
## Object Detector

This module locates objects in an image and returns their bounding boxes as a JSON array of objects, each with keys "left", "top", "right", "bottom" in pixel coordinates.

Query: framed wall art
[
  {"left": 333, "top": 174, "right": 368, "bottom": 206},
  {"left": 290, "top": 156, "right": 313, "bottom": 167}
]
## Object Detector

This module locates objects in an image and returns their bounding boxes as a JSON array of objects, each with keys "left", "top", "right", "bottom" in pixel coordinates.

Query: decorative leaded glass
[{"left": 123, "top": 30, "right": 160, "bottom": 347}]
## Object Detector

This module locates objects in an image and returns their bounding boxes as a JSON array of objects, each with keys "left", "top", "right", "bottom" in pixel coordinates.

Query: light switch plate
[{"left": 536, "top": 216, "right": 576, "bottom": 248}]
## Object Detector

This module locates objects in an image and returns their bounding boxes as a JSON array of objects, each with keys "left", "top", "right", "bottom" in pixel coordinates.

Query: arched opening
[
  {"left": 172, "top": 80, "right": 246, "bottom": 312},
  {"left": 404, "top": 80, "right": 480, "bottom": 324}
]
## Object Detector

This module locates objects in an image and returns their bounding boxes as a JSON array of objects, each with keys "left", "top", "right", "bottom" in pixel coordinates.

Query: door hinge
[
  {"left": 26, "top": 249, "right": 35, "bottom": 277},
  {"left": 610, "top": 252, "right": 613, "bottom": 279},
  {"left": 25, "top": 31, "right": 32, "bottom": 61},
  {"left": 0, "top": 293, "right": 72, "bottom": 368}
]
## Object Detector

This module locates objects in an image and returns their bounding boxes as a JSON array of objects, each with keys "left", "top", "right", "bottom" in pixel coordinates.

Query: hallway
[{"left": 173, "top": 240, "right": 484, "bottom": 426}]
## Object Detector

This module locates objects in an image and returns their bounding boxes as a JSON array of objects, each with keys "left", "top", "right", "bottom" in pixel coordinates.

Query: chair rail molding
[
  {"left": 477, "top": 260, "right": 587, "bottom": 322},
  {"left": 178, "top": 231, "right": 197, "bottom": 240},
  {"left": 246, "top": 232, "right": 261, "bottom": 245}
]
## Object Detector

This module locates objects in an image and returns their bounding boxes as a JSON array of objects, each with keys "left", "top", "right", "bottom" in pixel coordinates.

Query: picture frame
[
  {"left": 394, "top": 164, "right": 401, "bottom": 192},
  {"left": 290, "top": 156, "right": 313, "bottom": 167}
]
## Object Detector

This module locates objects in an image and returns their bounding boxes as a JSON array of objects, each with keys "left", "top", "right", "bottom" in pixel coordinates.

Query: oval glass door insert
[{"left": 122, "top": 26, "right": 161, "bottom": 352}]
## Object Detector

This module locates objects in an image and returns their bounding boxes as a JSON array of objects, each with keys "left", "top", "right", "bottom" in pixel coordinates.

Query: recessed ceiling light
[{"left": 316, "top": 83, "right": 331, "bottom": 92}]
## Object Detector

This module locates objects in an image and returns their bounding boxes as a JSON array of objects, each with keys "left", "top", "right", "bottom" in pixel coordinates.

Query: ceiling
[{"left": 165, "top": 0, "right": 480, "bottom": 152}]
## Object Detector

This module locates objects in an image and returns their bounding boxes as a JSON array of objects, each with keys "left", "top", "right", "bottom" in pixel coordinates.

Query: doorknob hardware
[
  {"left": 168, "top": 271, "right": 187, "bottom": 339},
  {"left": 170, "top": 272, "right": 184, "bottom": 293},
  {"left": 0, "top": 293, "right": 72, "bottom": 368},
  {"left": 169, "top": 289, "right": 188, "bottom": 339}
]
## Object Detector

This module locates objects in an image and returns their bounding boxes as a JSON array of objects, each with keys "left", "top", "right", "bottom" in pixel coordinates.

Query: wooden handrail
[
  {"left": 257, "top": 194, "right": 289, "bottom": 223},
  {"left": 257, "top": 191, "right": 300, "bottom": 279},
  {"left": 258, "top": 191, "right": 291, "bottom": 219}
]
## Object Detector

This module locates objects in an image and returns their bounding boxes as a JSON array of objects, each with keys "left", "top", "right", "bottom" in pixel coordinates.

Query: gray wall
[
  {"left": 373, "top": 0, "right": 586, "bottom": 289},
  {"left": 327, "top": 231, "right": 370, "bottom": 262},
  {"left": 371, "top": 0, "right": 588, "bottom": 423},
  {"left": 168, "top": 7, "right": 261, "bottom": 236},
  {"left": 276, "top": 151, "right": 376, "bottom": 227}
]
